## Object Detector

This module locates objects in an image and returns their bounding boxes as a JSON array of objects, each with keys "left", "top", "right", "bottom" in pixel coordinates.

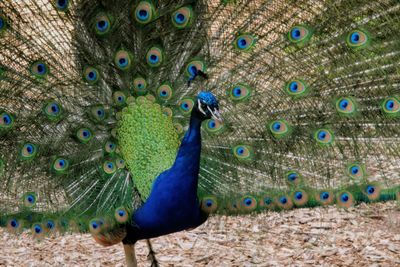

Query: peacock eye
[
  {"left": 185, "top": 60, "right": 206, "bottom": 78},
  {"left": 76, "top": 128, "right": 93, "bottom": 143},
  {"left": 229, "top": 83, "right": 252, "bottom": 102},
  {"left": 179, "top": 98, "right": 194, "bottom": 115},
  {"left": 146, "top": 46, "right": 164, "bottom": 67},
  {"left": 43, "top": 101, "right": 63, "bottom": 121},
  {"left": 347, "top": 163, "right": 365, "bottom": 179},
  {"left": 55, "top": 0, "right": 69, "bottom": 11},
  {"left": 23, "top": 192, "right": 37, "bottom": 207},
  {"left": 94, "top": 13, "right": 112, "bottom": 36},
  {"left": 336, "top": 97, "right": 356, "bottom": 115},
  {"left": 21, "top": 143, "right": 38, "bottom": 160},
  {"left": 113, "top": 91, "right": 127, "bottom": 106},
  {"left": 115, "top": 50, "right": 133, "bottom": 71},
  {"left": 83, "top": 67, "right": 100, "bottom": 84},
  {"left": 285, "top": 80, "right": 308, "bottom": 97},
  {"left": 115, "top": 207, "right": 129, "bottom": 223},
  {"left": 382, "top": 97, "right": 399, "bottom": 116},
  {"left": 232, "top": 145, "right": 253, "bottom": 161},
  {"left": 133, "top": 77, "right": 148, "bottom": 95},
  {"left": 0, "top": 16, "right": 6, "bottom": 32},
  {"left": 52, "top": 157, "right": 70, "bottom": 174},
  {"left": 0, "top": 112, "right": 14, "bottom": 128},
  {"left": 90, "top": 105, "right": 106, "bottom": 122},
  {"left": 314, "top": 129, "right": 334, "bottom": 145},
  {"left": 269, "top": 120, "right": 290, "bottom": 139},
  {"left": 134, "top": 1, "right": 155, "bottom": 24},
  {"left": 288, "top": 25, "right": 312, "bottom": 44},
  {"left": 30, "top": 61, "right": 48, "bottom": 78},
  {"left": 171, "top": 6, "right": 193, "bottom": 29},
  {"left": 102, "top": 160, "right": 117, "bottom": 175},
  {"left": 157, "top": 84, "right": 173, "bottom": 101},
  {"left": 233, "top": 34, "right": 256, "bottom": 51},
  {"left": 346, "top": 29, "right": 369, "bottom": 49}
]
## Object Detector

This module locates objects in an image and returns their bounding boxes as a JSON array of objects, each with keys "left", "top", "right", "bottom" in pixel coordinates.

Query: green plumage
[{"left": 0, "top": 0, "right": 399, "bottom": 240}]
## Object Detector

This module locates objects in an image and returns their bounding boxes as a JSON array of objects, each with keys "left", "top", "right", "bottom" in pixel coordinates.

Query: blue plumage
[{"left": 123, "top": 92, "right": 220, "bottom": 243}]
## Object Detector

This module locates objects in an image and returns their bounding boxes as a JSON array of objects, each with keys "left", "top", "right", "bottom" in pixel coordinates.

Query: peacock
[{"left": 0, "top": 0, "right": 399, "bottom": 266}]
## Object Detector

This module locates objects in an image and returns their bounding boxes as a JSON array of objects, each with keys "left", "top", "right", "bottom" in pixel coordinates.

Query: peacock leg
[
  {"left": 123, "top": 244, "right": 137, "bottom": 267},
  {"left": 146, "top": 239, "right": 159, "bottom": 267}
]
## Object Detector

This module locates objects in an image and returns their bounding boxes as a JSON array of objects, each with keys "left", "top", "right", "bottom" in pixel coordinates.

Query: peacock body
[{"left": 0, "top": 0, "right": 399, "bottom": 263}]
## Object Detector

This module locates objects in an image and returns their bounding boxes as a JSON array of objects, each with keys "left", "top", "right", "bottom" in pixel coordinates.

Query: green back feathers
[{"left": 118, "top": 97, "right": 179, "bottom": 199}]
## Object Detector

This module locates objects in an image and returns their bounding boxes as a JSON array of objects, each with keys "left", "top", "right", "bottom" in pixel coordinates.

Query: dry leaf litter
[{"left": 0, "top": 202, "right": 399, "bottom": 267}]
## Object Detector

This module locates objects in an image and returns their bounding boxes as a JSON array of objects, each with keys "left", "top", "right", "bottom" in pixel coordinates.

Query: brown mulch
[{"left": 0, "top": 202, "right": 399, "bottom": 267}]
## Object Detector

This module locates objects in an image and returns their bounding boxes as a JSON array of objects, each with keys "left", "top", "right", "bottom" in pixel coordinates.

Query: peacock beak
[{"left": 209, "top": 107, "right": 223, "bottom": 123}]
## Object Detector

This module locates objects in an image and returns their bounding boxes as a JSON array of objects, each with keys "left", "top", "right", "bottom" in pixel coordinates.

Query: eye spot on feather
[
  {"left": 363, "top": 183, "right": 381, "bottom": 201},
  {"left": 76, "top": 128, "right": 93, "bottom": 144},
  {"left": 336, "top": 191, "right": 354, "bottom": 208},
  {"left": 55, "top": 0, "right": 69, "bottom": 11},
  {"left": 292, "top": 190, "right": 308, "bottom": 206},
  {"left": 20, "top": 143, "right": 38, "bottom": 160},
  {"left": 52, "top": 158, "right": 69, "bottom": 174},
  {"left": 228, "top": 83, "right": 252, "bottom": 102},
  {"left": 172, "top": 6, "right": 193, "bottom": 29},
  {"left": 43, "top": 101, "right": 62, "bottom": 121},
  {"left": 30, "top": 61, "right": 48, "bottom": 78},
  {"left": 286, "top": 170, "right": 301, "bottom": 186},
  {"left": 178, "top": 98, "right": 194, "bottom": 115},
  {"left": 0, "top": 111, "right": 14, "bottom": 132},
  {"left": 133, "top": 77, "right": 148, "bottom": 95},
  {"left": 314, "top": 129, "right": 334, "bottom": 145},
  {"left": 115, "top": 207, "right": 129, "bottom": 223},
  {"left": 146, "top": 47, "right": 164, "bottom": 67},
  {"left": 102, "top": 160, "right": 117, "bottom": 175},
  {"left": 0, "top": 16, "right": 6, "bottom": 32},
  {"left": 201, "top": 196, "right": 218, "bottom": 213},
  {"left": 346, "top": 29, "right": 370, "bottom": 49},
  {"left": 7, "top": 218, "right": 23, "bottom": 233},
  {"left": 382, "top": 97, "right": 399, "bottom": 116},
  {"left": 259, "top": 195, "right": 274, "bottom": 209},
  {"left": 275, "top": 195, "right": 293, "bottom": 209},
  {"left": 89, "top": 105, "right": 106, "bottom": 122},
  {"left": 232, "top": 145, "right": 253, "bottom": 161},
  {"left": 269, "top": 120, "right": 291, "bottom": 139},
  {"left": 115, "top": 50, "right": 133, "bottom": 71},
  {"left": 346, "top": 163, "right": 366, "bottom": 180},
  {"left": 83, "top": 67, "right": 100, "bottom": 84},
  {"left": 104, "top": 140, "right": 117, "bottom": 154},
  {"left": 288, "top": 25, "right": 313, "bottom": 44},
  {"left": 316, "top": 190, "right": 336, "bottom": 206},
  {"left": 162, "top": 107, "right": 173, "bottom": 118},
  {"left": 32, "top": 223, "right": 45, "bottom": 239},
  {"left": 336, "top": 97, "right": 356, "bottom": 115},
  {"left": 157, "top": 83, "right": 173, "bottom": 101},
  {"left": 205, "top": 119, "right": 225, "bottom": 134},
  {"left": 94, "top": 13, "right": 112, "bottom": 36},
  {"left": 116, "top": 158, "right": 125, "bottom": 169},
  {"left": 46, "top": 220, "right": 55, "bottom": 230},
  {"left": 285, "top": 80, "right": 308, "bottom": 97},
  {"left": 233, "top": 34, "right": 256, "bottom": 52},
  {"left": 185, "top": 60, "right": 206, "bottom": 78},
  {"left": 113, "top": 91, "right": 127, "bottom": 106},
  {"left": 134, "top": 1, "right": 155, "bottom": 24},
  {"left": 23, "top": 192, "right": 37, "bottom": 208},
  {"left": 240, "top": 196, "right": 257, "bottom": 212}
]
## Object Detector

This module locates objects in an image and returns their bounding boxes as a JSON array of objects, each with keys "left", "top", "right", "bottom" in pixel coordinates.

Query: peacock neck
[{"left": 174, "top": 112, "right": 203, "bottom": 165}]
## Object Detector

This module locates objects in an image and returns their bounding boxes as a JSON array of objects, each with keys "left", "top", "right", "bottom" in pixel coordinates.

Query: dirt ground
[{"left": 0, "top": 202, "right": 399, "bottom": 267}]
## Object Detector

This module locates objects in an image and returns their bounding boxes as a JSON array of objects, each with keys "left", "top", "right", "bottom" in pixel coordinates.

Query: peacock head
[{"left": 194, "top": 91, "right": 222, "bottom": 122}]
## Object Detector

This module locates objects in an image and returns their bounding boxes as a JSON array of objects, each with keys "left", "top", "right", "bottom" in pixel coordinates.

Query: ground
[{"left": 0, "top": 202, "right": 399, "bottom": 267}]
